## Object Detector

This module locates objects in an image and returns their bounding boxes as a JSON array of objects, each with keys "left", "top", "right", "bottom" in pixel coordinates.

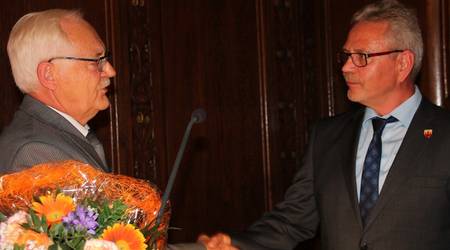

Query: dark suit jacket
[
  {"left": 232, "top": 99, "right": 450, "bottom": 250},
  {"left": 0, "top": 95, "right": 108, "bottom": 173}
]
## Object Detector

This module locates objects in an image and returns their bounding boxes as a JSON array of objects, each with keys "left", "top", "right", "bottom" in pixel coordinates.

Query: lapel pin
[{"left": 423, "top": 129, "right": 432, "bottom": 139}]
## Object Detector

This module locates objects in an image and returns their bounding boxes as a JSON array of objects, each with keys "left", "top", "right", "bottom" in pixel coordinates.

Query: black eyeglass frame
[
  {"left": 338, "top": 50, "right": 404, "bottom": 67},
  {"left": 47, "top": 51, "right": 111, "bottom": 71}
]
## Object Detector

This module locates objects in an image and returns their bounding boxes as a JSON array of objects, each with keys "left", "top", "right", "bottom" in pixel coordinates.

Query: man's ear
[
  {"left": 36, "top": 62, "right": 57, "bottom": 90},
  {"left": 396, "top": 50, "right": 414, "bottom": 82}
]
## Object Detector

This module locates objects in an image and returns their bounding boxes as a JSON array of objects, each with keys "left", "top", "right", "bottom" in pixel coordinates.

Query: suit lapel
[
  {"left": 363, "top": 100, "right": 433, "bottom": 230},
  {"left": 341, "top": 109, "right": 365, "bottom": 225},
  {"left": 65, "top": 133, "right": 110, "bottom": 171},
  {"left": 20, "top": 96, "right": 84, "bottom": 139}
]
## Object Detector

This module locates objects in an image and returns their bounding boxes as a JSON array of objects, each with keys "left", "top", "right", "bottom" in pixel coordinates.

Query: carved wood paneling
[
  {"left": 262, "top": 0, "right": 304, "bottom": 207},
  {"left": 127, "top": 1, "right": 158, "bottom": 181},
  {"left": 2, "top": 0, "right": 450, "bottom": 247},
  {"left": 109, "top": 0, "right": 167, "bottom": 186}
]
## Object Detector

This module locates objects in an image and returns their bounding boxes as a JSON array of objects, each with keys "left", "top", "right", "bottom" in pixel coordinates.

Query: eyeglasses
[
  {"left": 47, "top": 51, "right": 111, "bottom": 72},
  {"left": 337, "top": 50, "right": 404, "bottom": 67}
]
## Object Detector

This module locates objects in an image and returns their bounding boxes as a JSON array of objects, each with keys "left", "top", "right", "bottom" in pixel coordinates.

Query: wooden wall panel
[
  {"left": 445, "top": 0, "right": 450, "bottom": 107},
  {"left": 262, "top": 0, "right": 305, "bottom": 208},
  {"left": 158, "top": 0, "right": 267, "bottom": 242},
  {"left": 420, "top": 0, "right": 450, "bottom": 108},
  {"left": 110, "top": 0, "right": 165, "bottom": 182},
  {"left": 1, "top": 0, "right": 450, "bottom": 248},
  {"left": 443, "top": 0, "right": 450, "bottom": 107}
]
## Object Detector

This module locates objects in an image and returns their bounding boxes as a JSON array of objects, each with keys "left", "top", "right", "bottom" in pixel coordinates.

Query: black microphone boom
[{"left": 154, "top": 108, "right": 206, "bottom": 227}]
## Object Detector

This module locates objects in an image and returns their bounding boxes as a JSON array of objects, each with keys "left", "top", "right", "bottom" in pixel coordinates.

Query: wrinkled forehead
[
  {"left": 344, "top": 21, "right": 393, "bottom": 52},
  {"left": 59, "top": 17, "right": 105, "bottom": 56}
]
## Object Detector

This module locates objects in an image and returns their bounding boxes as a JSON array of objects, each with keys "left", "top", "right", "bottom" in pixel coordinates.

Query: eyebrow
[
  {"left": 94, "top": 48, "right": 106, "bottom": 57},
  {"left": 342, "top": 48, "right": 367, "bottom": 53}
]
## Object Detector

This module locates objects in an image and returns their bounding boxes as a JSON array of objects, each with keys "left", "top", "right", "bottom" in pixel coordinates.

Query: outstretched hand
[{"left": 198, "top": 233, "right": 239, "bottom": 250}]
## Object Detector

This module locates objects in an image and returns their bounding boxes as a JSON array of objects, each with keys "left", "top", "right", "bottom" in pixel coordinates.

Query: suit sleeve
[
  {"left": 9, "top": 141, "right": 72, "bottom": 172},
  {"left": 231, "top": 126, "right": 320, "bottom": 250}
]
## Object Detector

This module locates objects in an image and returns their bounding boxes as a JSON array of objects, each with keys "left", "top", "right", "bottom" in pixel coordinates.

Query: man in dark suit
[
  {"left": 200, "top": 0, "right": 450, "bottom": 249},
  {"left": 0, "top": 9, "right": 115, "bottom": 173}
]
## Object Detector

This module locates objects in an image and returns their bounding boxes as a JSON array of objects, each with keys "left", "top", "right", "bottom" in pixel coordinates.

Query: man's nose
[
  {"left": 102, "top": 61, "right": 116, "bottom": 78},
  {"left": 341, "top": 56, "right": 356, "bottom": 73}
]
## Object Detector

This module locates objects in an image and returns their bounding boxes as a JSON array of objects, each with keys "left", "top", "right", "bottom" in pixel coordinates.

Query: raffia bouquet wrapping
[{"left": 0, "top": 160, "right": 170, "bottom": 250}]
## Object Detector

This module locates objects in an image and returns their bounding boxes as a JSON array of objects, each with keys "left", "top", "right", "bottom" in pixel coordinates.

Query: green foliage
[
  {"left": 0, "top": 212, "right": 6, "bottom": 222},
  {"left": 22, "top": 209, "right": 89, "bottom": 250},
  {"left": 48, "top": 223, "right": 87, "bottom": 250},
  {"left": 87, "top": 199, "right": 127, "bottom": 236},
  {"left": 13, "top": 244, "right": 25, "bottom": 250},
  {"left": 22, "top": 209, "right": 48, "bottom": 233}
]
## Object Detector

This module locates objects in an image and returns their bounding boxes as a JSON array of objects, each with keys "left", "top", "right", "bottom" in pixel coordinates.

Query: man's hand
[{"left": 198, "top": 233, "right": 239, "bottom": 250}]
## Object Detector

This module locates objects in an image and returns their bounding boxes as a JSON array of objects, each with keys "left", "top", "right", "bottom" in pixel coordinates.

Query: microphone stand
[{"left": 154, "top": 109, "right": 206, "bottom": 230}]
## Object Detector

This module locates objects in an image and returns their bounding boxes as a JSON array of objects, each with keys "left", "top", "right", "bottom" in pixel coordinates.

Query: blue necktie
[{"left": 359, "top": 116, "right": 397, "bottom": 226}]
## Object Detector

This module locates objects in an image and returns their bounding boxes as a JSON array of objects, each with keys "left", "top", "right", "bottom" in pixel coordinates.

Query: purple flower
[{"left": 63, "top": 205, "right": 98, "bottom": 235}]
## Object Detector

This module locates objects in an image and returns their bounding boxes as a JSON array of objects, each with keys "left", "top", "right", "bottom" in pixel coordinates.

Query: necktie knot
[
  {"left": 372, "top": 116, "right": 398, "bottom": 134},
  {"left": 86, "top": 131, "right": 98, "bottom": 144}
]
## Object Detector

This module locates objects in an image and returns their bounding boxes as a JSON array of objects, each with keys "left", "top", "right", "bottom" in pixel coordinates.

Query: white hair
[{"left": 7, "top": 9, "right": 83, "bottom": 93}]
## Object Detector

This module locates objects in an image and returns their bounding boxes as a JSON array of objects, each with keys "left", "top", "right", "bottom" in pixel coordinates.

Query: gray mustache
[{"left": 102, "top": 78, "right": 110, "bottom": 88}]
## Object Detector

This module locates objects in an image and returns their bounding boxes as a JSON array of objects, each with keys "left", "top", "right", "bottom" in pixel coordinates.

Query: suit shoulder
[
  {"left": 0, "top": 110, "right": 56, "bottom": 143},
  {"left": 0, "top": 110, "right": 67, "bottom": 165},
  {"left": 314, "top": 109, "right": 364, "bottom": 131},
  {"left": 420, "top": 99, "right": 450, "bottom": 125}
]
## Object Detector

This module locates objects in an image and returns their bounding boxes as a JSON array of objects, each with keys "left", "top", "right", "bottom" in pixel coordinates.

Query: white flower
[
  {"left": 84, "top": 239, "right": 119, "bottom": 250},
  {"left": 6, "top": 211, "right": 28, "bottom": 224},
  {"left": 24, "top": 240, "right": 48, "bottom": 250},
  {"left": 0, "top": 211, "right": 29, "bottom": 250}
]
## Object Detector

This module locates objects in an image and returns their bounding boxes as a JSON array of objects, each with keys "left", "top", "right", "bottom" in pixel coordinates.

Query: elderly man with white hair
[{"left": 0, "top": 9, "right": 115, "bottom": 173}]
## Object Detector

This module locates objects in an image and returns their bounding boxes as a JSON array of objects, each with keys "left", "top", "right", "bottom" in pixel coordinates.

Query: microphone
[
  {"left": 191, "top": 108, "right": 207, "bottom": 124},
  {"left": 154, "top": 108, "right": 206, "bottom": 227}
]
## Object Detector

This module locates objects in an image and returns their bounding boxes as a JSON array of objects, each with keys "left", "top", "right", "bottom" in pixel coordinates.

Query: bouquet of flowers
[{"left": 0, "top": 160, "right": 170, "bottom": 250}]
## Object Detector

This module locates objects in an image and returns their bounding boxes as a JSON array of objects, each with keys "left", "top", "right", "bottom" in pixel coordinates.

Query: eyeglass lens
[
  {"left": 339, "top": 52, "right": 366, "bottom": 67},
  {"left": 97, "top": 55, "right": 110, "bottom": 72}
]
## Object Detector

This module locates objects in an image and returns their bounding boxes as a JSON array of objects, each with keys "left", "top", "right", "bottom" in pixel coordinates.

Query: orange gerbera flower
[
  {"left": 101, "top": 223, "right": 147, "bottom": 250},
  {"left": 31, "top": 193, "right": 75, "bottom": 224}
]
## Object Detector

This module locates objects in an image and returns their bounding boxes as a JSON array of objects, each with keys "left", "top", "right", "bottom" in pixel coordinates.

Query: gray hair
[
  {"left": 352, "top": 0, "right": 423, "bottom": 81},
  {"left": 7, "top": 9, "right": 83, "bottom": 93}
]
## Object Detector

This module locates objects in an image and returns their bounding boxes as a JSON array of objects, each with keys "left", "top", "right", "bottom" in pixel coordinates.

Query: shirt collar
[
  {"left": 363, "top": 85, "right": 422, "bottom": 127},
  {"left": 48, "top": 106, "right": 90, "bottom": 137}
]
